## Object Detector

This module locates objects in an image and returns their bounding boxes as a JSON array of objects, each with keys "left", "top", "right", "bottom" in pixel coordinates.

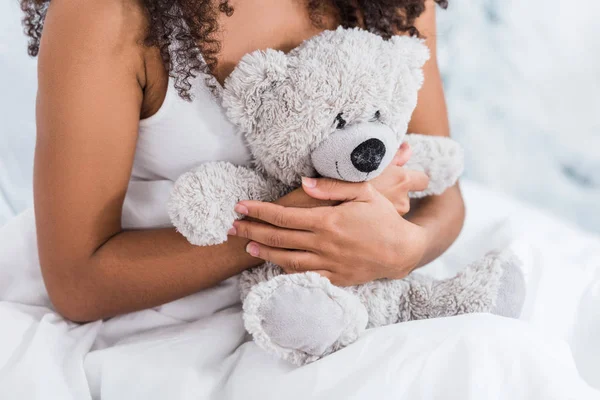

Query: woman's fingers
[
  {"left": 244, "top": 240, "right": 335, "bottom": 279},
  {"left": 235, "top": 201, "right": 319, "bottom": 230},
  {"left": 232, "top": 220, "right": 315, "bottom": 250},
  {"left": 405, "top": 169, "right": 430, "bottom": 192},
  {"left": 244, "top": 242, "right": 322, "bottom": 274},
  {"left": 301, "top": 177, "right": 375, "bottom": 203},
  {"left": 393, "top": 142, "right": 412, "bottom": 166}
]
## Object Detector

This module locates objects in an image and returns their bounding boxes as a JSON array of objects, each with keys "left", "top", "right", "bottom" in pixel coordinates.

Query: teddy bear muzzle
[{"left": 311, "top": 121, "right": 399, "bottom": 182}]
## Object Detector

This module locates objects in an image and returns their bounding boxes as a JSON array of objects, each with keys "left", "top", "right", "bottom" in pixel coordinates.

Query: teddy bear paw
[
  {"left": 242, "top": 272, "right": 368, "bottom": 365},
  {"left": 489, "top": 251, "right": 526, "bottom": 318}
]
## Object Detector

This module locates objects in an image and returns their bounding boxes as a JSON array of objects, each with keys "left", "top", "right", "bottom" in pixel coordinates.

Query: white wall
[
  {"left": 0, "top": 1, "right": 37, "bottom": 222},
  {"left": 437, "top": 0, "right": 600, "bottom": 232}
]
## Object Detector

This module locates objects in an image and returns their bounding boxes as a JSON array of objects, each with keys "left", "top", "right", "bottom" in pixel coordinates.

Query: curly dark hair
[{"left": 20, "top": 0, "right": 448, "bottom": 100}]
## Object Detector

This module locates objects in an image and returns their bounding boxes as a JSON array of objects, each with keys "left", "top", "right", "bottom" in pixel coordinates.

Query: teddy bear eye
[
  {"left": 371, "top": 110, "right": 381, "bottom": 121},
  {"left": 335, "top": 113, "right": 347, "bottom": 130}
]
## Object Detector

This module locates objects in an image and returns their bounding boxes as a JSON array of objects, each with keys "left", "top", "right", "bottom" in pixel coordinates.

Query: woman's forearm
[
  {"left": 407, "top": 184, "right": 465, "bottom": 269},
  {"left": 47, "top": 191, "right": 324, "bottom": 322},
  {"left": 49, "top": 228, "right": 260, "bottom": 322}
]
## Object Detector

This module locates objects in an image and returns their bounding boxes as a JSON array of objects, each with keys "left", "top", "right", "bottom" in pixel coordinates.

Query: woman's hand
[
  {"left": 272, "top": 142, "right": 430, "bottom": 214},
  {"left": 230, "top": 178, "right": 428, "bottom": 286},
  {"left": 370, "top": 142, "right": 430, "bottom": 215}
]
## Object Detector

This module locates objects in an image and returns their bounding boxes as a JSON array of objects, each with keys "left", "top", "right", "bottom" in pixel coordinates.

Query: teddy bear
[{"left": 168, "top": 27, "right": 526, "bottom": 366}]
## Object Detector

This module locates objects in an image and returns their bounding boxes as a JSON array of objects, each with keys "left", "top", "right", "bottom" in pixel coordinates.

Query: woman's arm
[
  {"left": 34, "top": 0, "right": 263, "bottom": 322},
  {"left": 405, "top": 0, "right": 465, "bottom": 267}
]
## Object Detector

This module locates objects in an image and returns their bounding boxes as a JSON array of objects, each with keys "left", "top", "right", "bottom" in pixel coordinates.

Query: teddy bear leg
[
  {"left": 242, "top": 272, "right": 368, "bottom": 366},
  {"left": 400, "top": 251, "right": 526, "bottom": 321}
]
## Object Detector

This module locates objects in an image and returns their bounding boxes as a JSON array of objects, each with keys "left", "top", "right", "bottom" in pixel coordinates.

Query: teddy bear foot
[
  {"left": 449, "top": 250, "right": 526, "bottom": 319},
  {"left": 414, "top": 250, "right": 526, "bottom": 321},
  {"left": 489, "top": 251, "right": 526, "bottom": 318},
  {"left": 242, "top": 272, "right": 368, "bottom": 366}
]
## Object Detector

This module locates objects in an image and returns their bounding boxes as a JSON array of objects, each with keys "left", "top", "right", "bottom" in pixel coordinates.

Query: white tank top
[{"left": 121, "top": 74, "right": 251, "bottom": 229}]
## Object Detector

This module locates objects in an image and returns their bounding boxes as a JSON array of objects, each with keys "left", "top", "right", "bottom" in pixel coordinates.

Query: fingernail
[
  {"left": 234, "top": 204, "right": 249, "bottom": 215},
  {"left": 302, "top": 177, "right": 317, "bottom": 188},
  {"left": 401, "top": 142, "right": 410, "bottom": 150},
  {"left": 246, "top": 242, "right": 259, "bottom": 257},
  {"left": 227, "top": 227, "right": 237, "bottom": 236}
]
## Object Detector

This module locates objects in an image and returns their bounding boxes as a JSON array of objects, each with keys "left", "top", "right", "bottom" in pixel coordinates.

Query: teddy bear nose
[{"left": 350, "top": 139, "right": 387, "bottom": 173}]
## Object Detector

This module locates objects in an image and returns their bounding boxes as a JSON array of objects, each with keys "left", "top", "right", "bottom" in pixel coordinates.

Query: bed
[{"left": 1, "top": 180, "right": 599, "bottom": 399}]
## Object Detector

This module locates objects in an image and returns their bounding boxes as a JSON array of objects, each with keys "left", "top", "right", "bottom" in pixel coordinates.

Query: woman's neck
[{"left": 212, "top": 0, "right": 338, "bottom": 85}]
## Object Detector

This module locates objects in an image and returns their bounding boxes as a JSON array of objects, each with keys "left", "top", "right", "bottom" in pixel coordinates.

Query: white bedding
[{"left": 1, "top": 180, "right": 599, "bottom": 399}]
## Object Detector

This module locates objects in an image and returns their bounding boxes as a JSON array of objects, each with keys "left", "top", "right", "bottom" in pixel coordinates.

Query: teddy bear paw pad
[
  {"left": 490, "top": 252, "right": 527, "bottom": 319},
  {"left": 243, "top": 273, "right": 368, "bottom": 364}
]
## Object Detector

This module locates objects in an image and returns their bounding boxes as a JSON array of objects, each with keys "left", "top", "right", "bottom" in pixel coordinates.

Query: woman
[{"left": 21, "top": 0, "right": 462, "bottom": 322}]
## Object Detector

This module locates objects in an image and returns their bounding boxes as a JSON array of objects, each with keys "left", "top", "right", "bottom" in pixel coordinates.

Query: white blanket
[{"left": 1, "top": 180, "right": 599, "bottom": 399}]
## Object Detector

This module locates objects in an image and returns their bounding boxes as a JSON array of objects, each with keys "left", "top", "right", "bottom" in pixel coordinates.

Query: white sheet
[{"left": 1, "top": 180, "right": 599, "bottom": 399}]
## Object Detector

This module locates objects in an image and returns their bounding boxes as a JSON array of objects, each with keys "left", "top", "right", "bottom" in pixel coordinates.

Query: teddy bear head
[{"left": 222, "top": 27, "right": 429, "bottom": 186}]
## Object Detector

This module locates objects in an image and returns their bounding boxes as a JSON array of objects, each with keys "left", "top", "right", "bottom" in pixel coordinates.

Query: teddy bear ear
[
  {"left": 221, "top": 49, "right": 289, "bottom": 132},
  {"left": 388, "top": 36, "right": 430, "bottom": 92},
  {"left": 388, "top": 35, "right": 431, "bottom": 71}
]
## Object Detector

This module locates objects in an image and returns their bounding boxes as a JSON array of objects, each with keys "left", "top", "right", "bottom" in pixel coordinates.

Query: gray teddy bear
[{"left": 168, "top": 27, "right": 526, "bottom": 365}]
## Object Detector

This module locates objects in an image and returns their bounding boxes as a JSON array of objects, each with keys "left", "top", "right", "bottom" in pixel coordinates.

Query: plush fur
[
  {"left": 169, "top": 27, "right": 526, "bottom": 365},
  {"left": 169, "top": 162, "right": 288, "bottom": 246}
]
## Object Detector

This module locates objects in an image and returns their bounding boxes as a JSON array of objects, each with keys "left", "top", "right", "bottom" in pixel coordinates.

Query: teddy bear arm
[
  {"left": 168, "top": 161, "right": 286, "bottom": 246},
  {"left": 403, "top": 133, "right": 465, "bottom": 199}
]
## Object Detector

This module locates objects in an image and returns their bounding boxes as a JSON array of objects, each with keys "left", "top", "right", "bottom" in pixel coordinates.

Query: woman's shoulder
[
  {"left": 42, "top": 0, "right": 156, "bottom": 92},
  {"left": 44, "top": 0, "right": 148, "bottom": 54}
]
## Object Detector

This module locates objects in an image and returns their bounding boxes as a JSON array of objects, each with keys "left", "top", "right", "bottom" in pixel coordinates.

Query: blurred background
[{"left": 1, "top": 0, "right": 599, "bottom": 232}]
